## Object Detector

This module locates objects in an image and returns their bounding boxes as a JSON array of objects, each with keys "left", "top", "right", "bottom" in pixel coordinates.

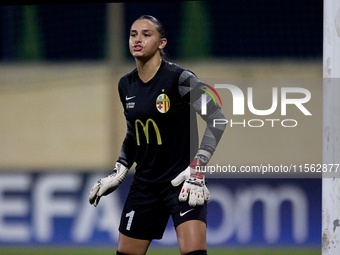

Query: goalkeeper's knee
[{"left": 185, "top": 250, "right": 207, "bottom": 255}]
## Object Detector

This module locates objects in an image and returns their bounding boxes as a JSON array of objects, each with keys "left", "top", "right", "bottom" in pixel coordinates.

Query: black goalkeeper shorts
[{"left": 118, "top": 179, "right": 207, "bottom": 240}]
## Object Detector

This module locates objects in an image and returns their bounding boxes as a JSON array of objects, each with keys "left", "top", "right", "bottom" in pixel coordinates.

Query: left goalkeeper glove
[{"left": 171, "top": 150, "right": 211, "bottom": 207}]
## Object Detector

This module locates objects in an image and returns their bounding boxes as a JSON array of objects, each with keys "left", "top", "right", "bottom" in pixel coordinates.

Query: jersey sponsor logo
[
  {"left": 135, "top": 118, "right": 162, "bottom": 145},
  {"left": 156, "top": 93, "right": 170, "bottom": 113},
  {"left": 126, "top": 102, "right": 135, "bottom": 109},
  {"left": 179, "top": 208, "right": 194, "bottom": 217}
]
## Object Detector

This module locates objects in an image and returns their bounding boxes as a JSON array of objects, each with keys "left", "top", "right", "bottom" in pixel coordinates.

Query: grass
[{"left": 0, "top": 247, "right": 321, "bottom": 255}]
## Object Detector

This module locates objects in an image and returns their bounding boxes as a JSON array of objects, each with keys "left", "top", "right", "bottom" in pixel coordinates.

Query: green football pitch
[{"left": 0, "top": 247, "right": 321, "bottom": 255}]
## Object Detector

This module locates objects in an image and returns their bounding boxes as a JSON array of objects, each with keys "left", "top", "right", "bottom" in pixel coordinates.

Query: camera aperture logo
[
  {"left": 199, "top": 83, "right": 223, "bottom": 115},
  {"left": 199, "top": 84, "right": 312, "bottom": 128}
]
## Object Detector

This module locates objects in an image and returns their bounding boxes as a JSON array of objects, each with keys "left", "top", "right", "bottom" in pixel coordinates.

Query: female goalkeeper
[{"left": 89, "top": 15, "right": 226, "bottom": 255}]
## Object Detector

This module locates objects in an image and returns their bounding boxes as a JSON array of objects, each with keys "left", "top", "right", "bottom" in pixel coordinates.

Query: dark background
[{"left": 0, "top": 1, "right": 323, "bottom": 61}]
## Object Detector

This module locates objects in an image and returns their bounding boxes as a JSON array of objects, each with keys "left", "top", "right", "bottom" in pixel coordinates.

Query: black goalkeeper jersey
[{"left": 117, "top": 60, "right": 225, "bottom": 184}]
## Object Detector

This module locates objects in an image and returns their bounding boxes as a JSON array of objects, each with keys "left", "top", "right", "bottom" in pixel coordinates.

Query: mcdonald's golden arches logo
[{"left": 135, "top": 119, "right": 162, "bottom": 146}]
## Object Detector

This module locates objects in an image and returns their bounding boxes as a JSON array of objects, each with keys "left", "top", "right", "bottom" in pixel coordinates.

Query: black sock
[
  {"left": 185, "top": 250, "right": 208, "bottom": 255},
  {"left": 116, "top": 251, "right": 128, "bottom": 255}
]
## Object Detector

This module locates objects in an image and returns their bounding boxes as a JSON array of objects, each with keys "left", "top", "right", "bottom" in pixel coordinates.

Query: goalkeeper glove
[
  {"left": 171, "top": 150, "right": 211, "bottom": 207},
  {"left": 89, "top": 162, "right": 128, "bottom": 207}
]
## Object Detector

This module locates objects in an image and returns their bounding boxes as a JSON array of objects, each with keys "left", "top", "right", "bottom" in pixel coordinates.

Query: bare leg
[
  {"left": 175, "top": 220, "right": 207, "bottom": 255},
  {"left": 117, "top": 232, "right": 151, "bottom": 255}
]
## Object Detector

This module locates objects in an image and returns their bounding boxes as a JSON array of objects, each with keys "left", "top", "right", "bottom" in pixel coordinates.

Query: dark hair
[{"left": 137, "top": 15, "right": 167, "bottom": 59}]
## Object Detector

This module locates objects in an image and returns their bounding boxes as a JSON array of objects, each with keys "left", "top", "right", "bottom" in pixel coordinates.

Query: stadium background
[{"left": 0, "top": 1, "right": 322, "bottom": 254}]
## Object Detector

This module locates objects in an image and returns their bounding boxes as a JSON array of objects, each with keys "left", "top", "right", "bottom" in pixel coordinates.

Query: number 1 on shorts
[{"left": 126, "top": 210, "right": 135, "bottom": 231}]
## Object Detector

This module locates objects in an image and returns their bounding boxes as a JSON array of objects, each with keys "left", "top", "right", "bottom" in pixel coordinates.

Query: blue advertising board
[{"left": 0, "top": 171, "right": 321, "bottom": 247}]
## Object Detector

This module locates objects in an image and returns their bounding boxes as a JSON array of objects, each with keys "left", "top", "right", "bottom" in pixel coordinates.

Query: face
[{"left": 129, "top": 19, "right": 167, "bottom": 60}]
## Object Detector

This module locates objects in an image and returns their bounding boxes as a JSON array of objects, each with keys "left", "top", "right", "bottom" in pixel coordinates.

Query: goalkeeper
[{"left": 89, "top": 15, "right": 226, "bottom": 255}]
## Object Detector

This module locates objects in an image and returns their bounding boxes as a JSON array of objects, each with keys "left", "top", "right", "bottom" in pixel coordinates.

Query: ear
[{"left": 159, "top": 38, "right": 167, "bottom": 50}]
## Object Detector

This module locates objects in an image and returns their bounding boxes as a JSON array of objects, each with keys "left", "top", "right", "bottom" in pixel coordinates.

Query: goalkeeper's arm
[{"left": 172, "top": 81, "right": 226, "bottom": 207}]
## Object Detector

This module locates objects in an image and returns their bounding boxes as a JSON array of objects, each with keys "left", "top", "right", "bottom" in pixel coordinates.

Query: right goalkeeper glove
[{"left": 89, "top": 162, "right": 128, "bottom": 207}]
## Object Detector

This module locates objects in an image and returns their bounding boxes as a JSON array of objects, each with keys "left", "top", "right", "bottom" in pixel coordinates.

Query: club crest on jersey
[{"left": 156, "top": 93, "right": 170, "bottom": 113}]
